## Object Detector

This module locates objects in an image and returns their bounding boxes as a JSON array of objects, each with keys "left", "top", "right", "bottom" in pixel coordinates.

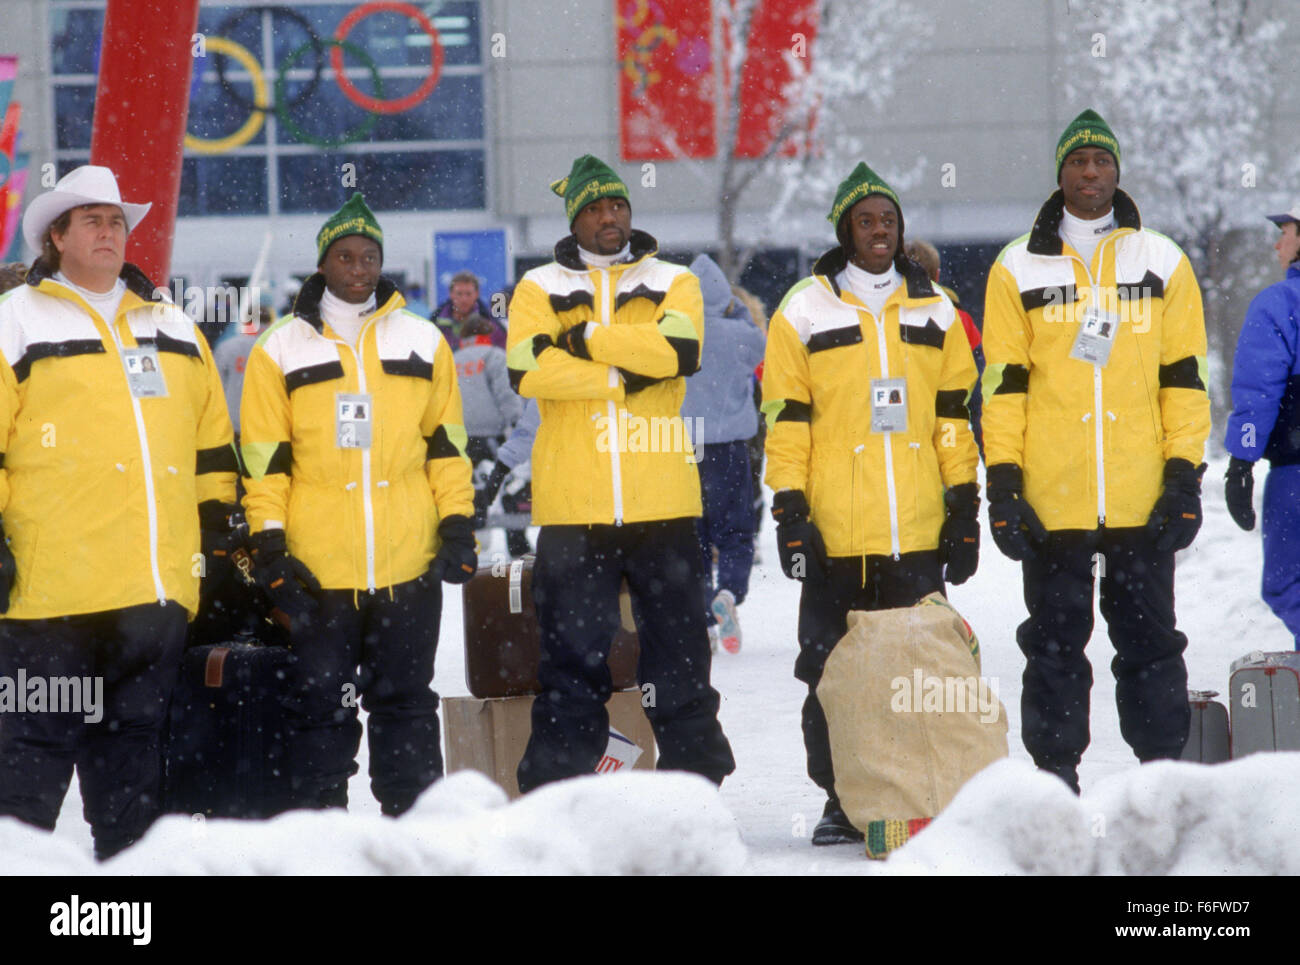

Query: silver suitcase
[
  {"left": 1179, "top": 689, "right": 1230, "bottom": 763},
  {"left": 1229, "top": 651, "right": 1300, "bottom": 757}
]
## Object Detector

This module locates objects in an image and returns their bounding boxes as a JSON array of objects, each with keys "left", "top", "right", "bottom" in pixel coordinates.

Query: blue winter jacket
[
  {"left": 681, "top": 254, "right": 766, "bottom": 445},
  {"left": 1226, "top": 264, "right": 1300, "bottom": 464}
]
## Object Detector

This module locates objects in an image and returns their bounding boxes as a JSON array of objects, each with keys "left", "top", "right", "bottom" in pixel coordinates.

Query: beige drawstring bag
[{"left": 816, "top": 592, "right": 1008, "bottom": 857}]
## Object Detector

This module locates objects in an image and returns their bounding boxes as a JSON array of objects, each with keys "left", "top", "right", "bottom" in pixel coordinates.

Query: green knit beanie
[
  {"left": 1055, "top": 109, "right": 1121, "bottom": 181},
  {"left": 316, "top": 192, "right": 384, "bottom": 265},
  {"left": 550, "top": 155, "right": 630, "bottom": 224},
  {"left": 828, "top": 161, "right": 904, "bottom": 254},
  {"left": 827, "top": 162, "right": 901, "bottom": 228}
]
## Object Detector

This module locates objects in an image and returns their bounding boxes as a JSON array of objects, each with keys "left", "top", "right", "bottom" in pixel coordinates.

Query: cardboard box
[{"left": 443, "top": 689, "right": 656, "bottom": 798}]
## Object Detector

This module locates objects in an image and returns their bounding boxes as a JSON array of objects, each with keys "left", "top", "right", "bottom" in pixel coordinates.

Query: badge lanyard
[
  {"left": 848, "top": 276, "right": 910, "bottom": 435},
  {"left": 121, "top": 346, "right": 168, "bottom": 399},
  {"left": 1068, "top": 241, "right": 1119, "bottom": 367},
  {"left": 336, "top": 392, "right": 373, "bottom": 449}
]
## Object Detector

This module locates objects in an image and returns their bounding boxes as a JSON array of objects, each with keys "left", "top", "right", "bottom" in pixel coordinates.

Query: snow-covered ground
[{"left": 9, "top": 454, "right": 1293, "bottom": 874}]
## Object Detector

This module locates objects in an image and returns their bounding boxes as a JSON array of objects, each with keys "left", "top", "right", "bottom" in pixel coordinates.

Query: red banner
[
  {"left": 733, "top": 0, "right": 818, "bottom": 159},
  {"left": 617, "top": 0, "right": 717, "bottom": 160},
  {"left": 0, "top": 99, "right": 21, "bottom": 255},
  {"left": 0, "top": 102, "right": 19, "bottom": 160},
  {"left": 90, "top": 0, "right": 200, "bottom": 283},
  {"left": 1, "top": 166, "right": 28, "bottom": 259}
]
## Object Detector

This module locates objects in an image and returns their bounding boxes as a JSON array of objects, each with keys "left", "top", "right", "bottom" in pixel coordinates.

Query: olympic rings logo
[
  {"left": 184, "top": 1, "right": 445, "bottom": 155},
  {"left": 618, "top": 0, "right": 678, "bottom": 99}
]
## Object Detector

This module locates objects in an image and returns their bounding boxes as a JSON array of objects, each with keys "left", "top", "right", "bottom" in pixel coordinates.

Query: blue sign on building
[{"left": 434, "top": 228, "right": 509, "bottom": 310}]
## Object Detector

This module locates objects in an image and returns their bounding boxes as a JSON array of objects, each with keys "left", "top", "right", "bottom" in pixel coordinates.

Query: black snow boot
[
  {"left": 812, "top": 798, "right": 864, "bottom": 846},
  {"left": 1038, "top": 762, "right": 1081, "bottom": 796}
]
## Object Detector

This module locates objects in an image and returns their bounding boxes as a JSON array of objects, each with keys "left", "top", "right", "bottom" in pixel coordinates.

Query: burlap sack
[{"left": 817, "top": 592, "right": 1008, "bottom": 840}]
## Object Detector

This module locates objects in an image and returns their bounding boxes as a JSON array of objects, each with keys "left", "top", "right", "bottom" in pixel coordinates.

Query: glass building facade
[{"left": 50, "top": 1, "right": 488, "bottom": 216}]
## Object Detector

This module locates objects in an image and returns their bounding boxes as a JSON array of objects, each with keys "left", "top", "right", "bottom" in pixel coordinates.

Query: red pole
[{"left": 90, "top": 0, "right": 200, "bottom": 284}]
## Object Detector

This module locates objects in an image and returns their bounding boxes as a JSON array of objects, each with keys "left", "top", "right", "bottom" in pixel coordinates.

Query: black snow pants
[
  {"left": 285, "top": 574, "right": 443, "bottom": 815},
  {"left": 0, "top": 601, "right": 188, "bottom": 860},
  {"left": 796, "top": 552, "right": 944, "bottom": 801},
  {"left": 516, "top": 518, "right": 736, "bottom": 792},
  {"left": 1017, "top": 527, "right": 1189, "bottom": 774}
]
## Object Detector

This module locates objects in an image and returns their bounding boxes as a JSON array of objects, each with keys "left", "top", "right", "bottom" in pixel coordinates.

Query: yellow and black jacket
[
  {"left": 762, "top": 249, "right": 979, "bottom": 558},
  {"left": 240, "top": 275, "right": 473, "bottom": 591},
  {"left": 982, "top": 189, "right": 1210, "bottom": 530},
  {"left": 506, "top": 230, "right": 703, "bottom": 525},
  {"left": 0, "top": 263, "right": 237, "bottom": 619}
]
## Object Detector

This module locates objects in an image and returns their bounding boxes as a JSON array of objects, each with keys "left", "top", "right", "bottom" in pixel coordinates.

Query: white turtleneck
[
  {"left": 578, "top": 242, "right": 633, "bottom": 268},
  {"left": 1059, "top": 207, "right": 1117, "bottom": 265},
  {"left": 320, "top": 286, "right": 376, "bottom": 347},
  {"left": 56, "top": 271, "right": 126, "bottom": 324},
  {"left": 838, "top": 261, "right": 901, "bottom": 318}
]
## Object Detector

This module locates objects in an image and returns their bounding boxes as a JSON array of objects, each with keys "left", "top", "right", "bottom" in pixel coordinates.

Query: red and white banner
[
  {"left": 617, "top": 0, "right": 718, "bottom": 160},
  {"left": 616, "top": 0, "right": 818, "bottom": 161},
  {"left": 732, "top": 0, "right": 818, "bottom": 159}
]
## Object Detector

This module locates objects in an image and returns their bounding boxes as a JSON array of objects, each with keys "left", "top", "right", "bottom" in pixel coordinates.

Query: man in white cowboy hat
[{"left": 0, "top": 165, "right": 238, "bottom": 859}]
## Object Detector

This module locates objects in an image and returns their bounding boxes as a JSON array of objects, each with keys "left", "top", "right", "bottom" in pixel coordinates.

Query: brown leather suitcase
[{"left": 462, "top": 556, "right": 640, "bottom": 698}]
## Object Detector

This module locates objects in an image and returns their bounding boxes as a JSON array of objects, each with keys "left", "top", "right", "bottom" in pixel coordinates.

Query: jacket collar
[
  {"left": 1027, "top": 188, "right": 1141, "bottom": 256},
  {"left": 26, "top": 259, "right": 164, "bottom": 304},
  {"left": 293, "top": 273, "right": 402, "bottom": 333},
  {"left": 554, "top": 228, "right": 658, "bottom": 272},
  {"left": 812, "top": 246, "right": 936, "bottom": 302}
]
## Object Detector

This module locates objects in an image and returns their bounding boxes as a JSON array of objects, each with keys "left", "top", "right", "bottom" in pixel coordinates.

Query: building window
[{"left": 50, "top": 1, "right": 487, "bottom": 216}]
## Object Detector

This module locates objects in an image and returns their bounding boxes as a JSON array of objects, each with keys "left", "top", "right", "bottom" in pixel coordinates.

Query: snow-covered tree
[
  {"left": 1059, "top": 0, "right": 1300, "bottom": 425},
  {"left": 711, "top": 0, "right": 931, "bottom": 280}
]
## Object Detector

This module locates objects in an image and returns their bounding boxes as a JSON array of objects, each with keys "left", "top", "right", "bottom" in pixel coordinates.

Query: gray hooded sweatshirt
[{"left": 681, "top": 253, "right": 766, "bottom": 445}]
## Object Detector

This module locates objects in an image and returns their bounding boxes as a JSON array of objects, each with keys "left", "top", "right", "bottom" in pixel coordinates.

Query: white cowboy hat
[{"left": 21, "top": 164, "right": 152, "bottom": 254}]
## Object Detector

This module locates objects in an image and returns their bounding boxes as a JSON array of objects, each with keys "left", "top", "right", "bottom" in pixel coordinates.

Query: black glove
[
  {"left": 0, "top": 518, "right": 15, "bottom": 615},
  {"left": 1224, "top": 456, "right": 1256, "bottom": 531},
  {"left": 473, "top": 461, "right": 511, "bottom": 528},
  {"left": 986, "top": 463, "right": 1047, "bottom": 562},
  {"left": 250, "top": 528, "right": 322, "bottom": 628},
  {"left": 199, "top": 500, "right": 249, "bottom": 564},
  {"left": 619, "top": 369, "right": 665, "bottom": 394},
  {"left": 1146, "top": 457, "right": 1207, "bottom": 553},
  {"left": 772, "top": 490, "right": 828, "bottom": 583},
  {"left": 556, "top": 323, "right": 592, "bottom": 359},
  {"left": 430, "top": 514, "right": 478, "bottom": 584},
  {"left": 939, "top": 482, "right": 980, "bottom": 585}
]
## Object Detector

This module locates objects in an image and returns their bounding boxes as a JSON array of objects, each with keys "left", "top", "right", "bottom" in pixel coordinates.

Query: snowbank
[
  {"left": 11, "top": 740, "right": 1300, "bottom": 876},
  {"left": 888, "top": 755, "right": 1300, "bottom": 875},
  {"left": 4, "top": 770, "right": 747, "bottom": 876}
]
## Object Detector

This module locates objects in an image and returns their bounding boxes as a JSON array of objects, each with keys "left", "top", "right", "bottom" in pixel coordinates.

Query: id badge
[
  {"left": 122, "top": 346, "right": 168, "bottom": 398},
  {"left": 870, "top": 377, "right": 908, "bottom": 433},
  {"left": 336, "top": 393, "right": 373, "bottom": 449},
  {"left": 1069, "top": 306, "right": 1120, "bottom": 367}
]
